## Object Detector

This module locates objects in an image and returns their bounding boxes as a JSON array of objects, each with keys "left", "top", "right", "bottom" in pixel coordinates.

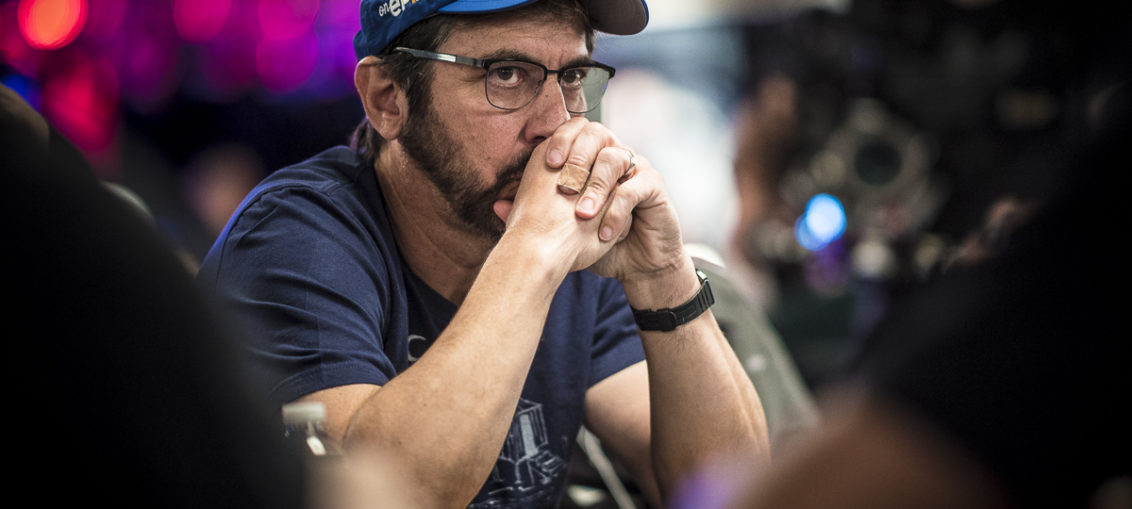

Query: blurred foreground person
[
  {"left": 722, "top": 76, "right": 1132, "bottom": 509},
  {"left": 3, "top": 85, "right": 310, "bottom": 507},
  {"left": 3, "top": 83, "right": 415, "bottom": 509},
  {"left": 198, "top": 1, "right": 768, "bottom": 507}
]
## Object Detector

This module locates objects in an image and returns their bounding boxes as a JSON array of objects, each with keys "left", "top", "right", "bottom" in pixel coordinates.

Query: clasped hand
[{"left": 496, "top": 117, "right": 686, "bottom": 282}]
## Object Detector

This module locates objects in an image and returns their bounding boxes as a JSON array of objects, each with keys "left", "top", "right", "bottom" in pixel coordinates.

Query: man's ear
[{"left": 355, "top": 56, "right": 407, "bottom": 140}]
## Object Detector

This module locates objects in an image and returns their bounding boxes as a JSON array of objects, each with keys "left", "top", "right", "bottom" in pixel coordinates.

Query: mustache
[{"left": 492, "top": 150, "right": 532, "bottom": 193}]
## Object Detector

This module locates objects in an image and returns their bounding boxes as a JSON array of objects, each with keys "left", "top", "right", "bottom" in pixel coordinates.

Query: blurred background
[{"left": 4, "top": 0, "right": 1127, "bottom": 392}]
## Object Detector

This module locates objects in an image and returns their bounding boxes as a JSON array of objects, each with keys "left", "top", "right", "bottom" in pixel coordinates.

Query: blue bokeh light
[
  {"left": 1, "top": 73, "right": 41, "bottom": 110},
  {"left": 795, "top": 193, "right": 847, "bottom": 251}
]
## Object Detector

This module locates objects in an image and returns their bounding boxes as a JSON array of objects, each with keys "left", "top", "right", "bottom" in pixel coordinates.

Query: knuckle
[
  {"left": 566, "top": 152, "right": 591, "bottom": 168},
  {"left": 596, "top": 148, "right": 633, "bottom": 180},
  {"left": 583, "top": 178, "right": 609, "bottom": 195},
  {"left": 566, "top": 135, "right": 601, "bottom": 166},
  {"left": 606, "top": 192, "right": 633, "bottom": 217},
  {"left": 554, "top": 116, "right": 587, "bottom": 135},
  {"left": 603, "top": 201, "right": 626, "bottom": 223},
  {"left": 566, "top": 116, "right": 590, "bottom": 128},
  {"left": 546, "top": 131, "right": 573, "bottom": 150},
  {"left": 581, "top": 119, "right": 613, "bottom": 136},
  {"left": 597, "top": 145, "right": 621, "bottom": 161},
  {"left": 562, "top": 123, "right": 620, "bottom": 169},
  {"left": 548, "top": 117, "right": 587, "bottom": 143},
  {"left": 588, "top": 161, "right": 621, "bottom": 189}
]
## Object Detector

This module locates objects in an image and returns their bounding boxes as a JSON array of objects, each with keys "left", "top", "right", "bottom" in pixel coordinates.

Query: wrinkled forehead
[
  {"left": 440, "top": 15, "right": 592, "bottom": 64},
  {"left": 441, "top": 5, "right": 595, "bottom": 55}
]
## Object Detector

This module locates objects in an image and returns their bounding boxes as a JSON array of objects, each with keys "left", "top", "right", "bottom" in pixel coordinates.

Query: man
[{"left": 198, "top": 1, "right": 769, "bottom": 507}]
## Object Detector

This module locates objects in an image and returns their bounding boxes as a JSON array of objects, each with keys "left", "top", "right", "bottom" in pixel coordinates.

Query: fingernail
[
  {"left": 548, "top": 149, "right": 563, "bottom": 166},
  {"left": 600, "top": 226, "right": 613, "bottom": 241},
  {"left": 578, "top": 196, "right": 596, "bottom": 215}
]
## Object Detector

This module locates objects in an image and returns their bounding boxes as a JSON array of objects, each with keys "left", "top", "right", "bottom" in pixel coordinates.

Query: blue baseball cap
[{"left": 353, "top": 0, "right": 649, "bottom": 60}]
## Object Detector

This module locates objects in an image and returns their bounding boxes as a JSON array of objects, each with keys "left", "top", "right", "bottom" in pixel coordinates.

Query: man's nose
[{"left": 521, "top": 77, "right": 573, "bottom": 143}]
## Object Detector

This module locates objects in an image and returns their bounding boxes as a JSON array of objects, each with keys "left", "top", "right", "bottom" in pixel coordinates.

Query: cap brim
[
  {"left": 439, "top": 0, "right": 649, "bottom": 35},
  {"left": 580, "top": 0, "right": 649, "bottom": 35}
]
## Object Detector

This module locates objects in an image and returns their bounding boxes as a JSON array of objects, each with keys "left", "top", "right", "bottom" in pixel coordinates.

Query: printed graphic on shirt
[
  {"left": 469, "top": 398, "right": 568, "bottom": 508},
  {"left": 407, "top": 334, "right": 429, "bottom": 363}
]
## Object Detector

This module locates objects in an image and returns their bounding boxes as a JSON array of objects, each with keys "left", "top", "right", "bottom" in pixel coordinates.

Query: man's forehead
[
  {"left": 440, "top": 16, "right": 591, "bottom": 60},
  {"left": 353, "top": 0, "right": 644, "bottom": 60}
]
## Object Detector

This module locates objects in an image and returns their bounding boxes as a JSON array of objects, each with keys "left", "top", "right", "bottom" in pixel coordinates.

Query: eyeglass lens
[{"left": 485, "top": 61, "right": 610, "bottom": 113}]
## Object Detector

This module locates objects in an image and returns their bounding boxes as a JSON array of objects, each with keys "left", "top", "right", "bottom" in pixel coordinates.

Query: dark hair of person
[{"left": 349, "top": 0, "right": 595, "bottom": 166}]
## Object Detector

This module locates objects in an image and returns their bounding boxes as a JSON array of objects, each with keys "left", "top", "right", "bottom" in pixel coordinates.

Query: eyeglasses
[{"left": 391, "top": 47, "right": 616, "bottom": 114}]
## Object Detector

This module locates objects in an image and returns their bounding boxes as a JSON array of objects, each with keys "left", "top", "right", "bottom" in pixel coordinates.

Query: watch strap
[{"left": 631, "top": 269, "right": 715, "bottom": 332}]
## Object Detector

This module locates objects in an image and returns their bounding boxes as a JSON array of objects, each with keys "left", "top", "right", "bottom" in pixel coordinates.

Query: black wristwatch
[{"left": 631, "top": 269, "right": 715, "bottom": 332}]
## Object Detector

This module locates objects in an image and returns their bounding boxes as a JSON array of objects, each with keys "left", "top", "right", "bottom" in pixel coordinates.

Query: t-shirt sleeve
[
  {"left": 587, "top": 277, "right": 646, "bottom": 387},
  {"left": 201, "top": 183, "right": 397, "bottom": 405}
]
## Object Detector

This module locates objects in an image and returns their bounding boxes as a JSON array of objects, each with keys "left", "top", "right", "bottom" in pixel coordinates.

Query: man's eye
[
  {"left": 561, "top": 68, "right": 588, "bottom": 87},
  {"left": 488, "top": 66, "right": 523, "bottom": 86}
]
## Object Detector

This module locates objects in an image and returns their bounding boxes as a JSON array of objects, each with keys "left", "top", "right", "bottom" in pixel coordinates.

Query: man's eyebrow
[{"left": 479, "top": 49, "right": 596, "bottom": 67}]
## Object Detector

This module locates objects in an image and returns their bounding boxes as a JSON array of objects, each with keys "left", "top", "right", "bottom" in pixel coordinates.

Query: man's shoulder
[
  {"left": 209, "top": 145, "right": 391, "bottom": 258},
  {"left": 198, "top": 145, "right": 399, "bottom": 295},
  {"left": 261, "top": 145, "right": 369, "bottom": 193},
  {"left": 233, "top": 145, "right": 384, "bottom": 225}
]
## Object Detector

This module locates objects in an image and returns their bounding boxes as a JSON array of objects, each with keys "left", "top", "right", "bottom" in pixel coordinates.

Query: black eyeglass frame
[{"left": 390, "top": 46, "right": 617, "bottom": 114}]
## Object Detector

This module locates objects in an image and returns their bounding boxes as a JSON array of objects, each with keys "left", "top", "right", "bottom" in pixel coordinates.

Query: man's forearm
[
  {"left": 642, "top": 314, "right": 770, "bottom": 491},
  {"left": 622, "top": 258, "right": 771, "bottom": 498},
  {"left": 340, "top": 237, "right": 570, "bottom": 506}
]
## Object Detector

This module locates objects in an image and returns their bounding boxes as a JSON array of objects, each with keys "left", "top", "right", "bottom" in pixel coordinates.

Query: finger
[
  {"left": 619, "top": 151, "right": 638, "bottom": 184},
  {"left": 557, "top": 163, "right": 590, "bottom": 195},
  {"left": 553, "top": 122, "right": 620, "bottom": 194},
  {"left": 596, "top": 181, "right": 634, "bottom": 242},
  {"left": 576, "top": 146, "right": 634, "bottom": 219},
  {"left": 543, "top": 116, "right": 590, "bottom": 168},
  {"left": 597, "top": 155, "right": 661, "bottom": 242}
]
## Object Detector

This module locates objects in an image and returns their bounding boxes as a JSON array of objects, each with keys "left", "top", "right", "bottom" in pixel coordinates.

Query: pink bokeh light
[
  {"left": 117, "top": 26, "right": 183, "bottom": 112},
  {"left": 256, "top": 0, "right": 319, "bottom": 41},
  {"left": 82, "top": 0, "right": 126, "bottom": 41},
  {"left": 174, "top": 0, "right": 232, "bottom": 43},
  {"left": 42, "top": 48, "right": 120, "bottom": 158},
  {"left": 255, "top": 29, "right": 319, "bottom": 93}
]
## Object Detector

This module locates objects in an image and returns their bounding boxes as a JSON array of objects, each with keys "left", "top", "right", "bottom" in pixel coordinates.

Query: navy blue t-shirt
[{"left": 198, "top": 146, "right": 645, "bottom": 507}]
